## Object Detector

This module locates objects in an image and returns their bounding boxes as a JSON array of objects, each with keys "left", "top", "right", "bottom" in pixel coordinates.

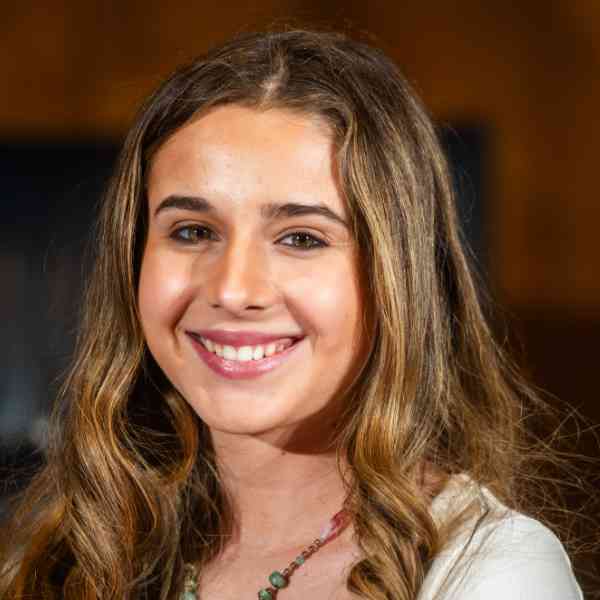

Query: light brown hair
[{"left": 0, "top": 29, "right": 585, "bottom": 599}]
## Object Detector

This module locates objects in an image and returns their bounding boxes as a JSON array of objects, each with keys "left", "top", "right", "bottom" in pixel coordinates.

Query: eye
[
  {"left": 278, "top": 231, "right": 328, "bottom": 250},
  {"left": 170, "top": 225, "right": 217, "bottom": 244}
]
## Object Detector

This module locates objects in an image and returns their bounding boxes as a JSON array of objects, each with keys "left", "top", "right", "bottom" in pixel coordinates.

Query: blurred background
[{"left": 1, "top": 0, "right": 598, "bottom": 592}]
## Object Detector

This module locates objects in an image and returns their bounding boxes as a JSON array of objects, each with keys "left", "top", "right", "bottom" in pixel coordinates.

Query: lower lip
[{"left": 188, "top": 335, "right": 304, "bottom": 380}]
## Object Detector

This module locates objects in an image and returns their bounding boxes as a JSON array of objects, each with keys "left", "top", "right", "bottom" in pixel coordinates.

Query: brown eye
[
  {"left": 279, "top": 231, "right": 327, "bottom": 250},
  {"left": 171, "top": 225, "right": 217, "bottom": 244}
]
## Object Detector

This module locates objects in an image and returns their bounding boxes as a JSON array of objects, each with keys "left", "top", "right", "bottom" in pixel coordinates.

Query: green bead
[
  {"left": 295, "top": 555, "right": 305, "bottom": 565},
  {"left": 182, "top": 592, "right": 197, "bottom": 600},
  {"left": 269, "top": 571, "right": 288, "bottom": 589},
  {"left": 258, "top": 589, "right": 273, "bottom": 600}
]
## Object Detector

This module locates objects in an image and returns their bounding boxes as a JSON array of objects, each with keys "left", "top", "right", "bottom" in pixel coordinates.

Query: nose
[{"left": 201, "top": 236, "right": 275, "bottom": 316}]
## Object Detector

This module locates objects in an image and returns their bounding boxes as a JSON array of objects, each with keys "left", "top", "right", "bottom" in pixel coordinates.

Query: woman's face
[{"left": 139, "top": 105, "right": 366, "bottom": 441}]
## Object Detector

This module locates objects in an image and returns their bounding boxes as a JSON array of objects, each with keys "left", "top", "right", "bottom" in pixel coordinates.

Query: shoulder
[{"left": 418, "top": 475, "right": 583, "bottom": 600}]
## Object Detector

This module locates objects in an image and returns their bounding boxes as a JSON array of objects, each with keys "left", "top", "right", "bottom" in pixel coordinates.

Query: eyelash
[{"left": 169, "top": 225, "right": 328, "bottom": 251}]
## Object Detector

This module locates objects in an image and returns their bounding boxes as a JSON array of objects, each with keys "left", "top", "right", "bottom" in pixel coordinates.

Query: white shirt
[{"left": 418, "top": 475, "right": 584, "bottom": 600}]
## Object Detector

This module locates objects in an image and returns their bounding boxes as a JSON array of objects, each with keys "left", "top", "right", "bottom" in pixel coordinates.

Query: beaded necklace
[{"left": 181, "top": 509, "right": 350, "bottom": 600}]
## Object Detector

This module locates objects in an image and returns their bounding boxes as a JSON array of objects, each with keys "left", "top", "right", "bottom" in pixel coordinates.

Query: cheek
[
  {"left": 282, "top": 260, "right": 362, "bottom": 350},
  {"left": 138, "top": 250, "right": 190, "bottom": 336}
]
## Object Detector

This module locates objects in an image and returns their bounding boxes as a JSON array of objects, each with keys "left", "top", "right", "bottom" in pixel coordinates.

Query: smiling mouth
[
  {"left": 187, "top": 333, "right": 305, "bottom": 380},
  {"left": 187, "top": 333, "right": 303, "bottom": 362}
]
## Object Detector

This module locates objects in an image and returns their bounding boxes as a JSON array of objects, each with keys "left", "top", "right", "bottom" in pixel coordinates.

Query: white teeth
[
  {"left": 199, "top": 337, "right": 297, "bottom": 361},
  {"left": 236, "top": 346, "right": 254, "bottom": 362},
  {"left": 222, "top": 345, "right": 237, "bottom": 360}
]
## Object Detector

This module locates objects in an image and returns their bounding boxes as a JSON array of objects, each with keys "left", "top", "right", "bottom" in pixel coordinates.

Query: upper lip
[{"left": 188, "top": 329, "right": 304, "bottom": 347}]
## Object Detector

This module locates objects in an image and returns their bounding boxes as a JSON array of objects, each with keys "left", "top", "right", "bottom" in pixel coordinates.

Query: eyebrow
[
  {"left": 154, "top": 195, "right": 210, "bottom": 217},
  {"left": 153, "top": 194, "right": 350, "bottom": 230}
]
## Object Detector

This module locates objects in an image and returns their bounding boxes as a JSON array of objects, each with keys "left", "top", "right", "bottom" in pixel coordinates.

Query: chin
[{"left": 185, "top": 396, "right": 301, "bottom": 437}]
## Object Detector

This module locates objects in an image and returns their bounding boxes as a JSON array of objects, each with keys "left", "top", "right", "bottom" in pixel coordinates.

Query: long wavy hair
[{"left": 0, "top": 29, "right": 579, "bottom": 599}]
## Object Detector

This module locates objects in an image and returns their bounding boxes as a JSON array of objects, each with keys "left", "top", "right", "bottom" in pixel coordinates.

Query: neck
[{"left": 210, "top": 428, "right": 350, "bottom": 555}]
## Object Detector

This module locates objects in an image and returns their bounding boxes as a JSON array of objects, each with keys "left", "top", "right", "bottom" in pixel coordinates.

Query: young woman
[{"left": 1, "top": 30, "right": 584, "bottom": 599}]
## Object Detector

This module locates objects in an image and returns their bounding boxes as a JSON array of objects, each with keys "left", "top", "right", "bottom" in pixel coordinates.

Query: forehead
[{"left": 146, "top": 105, "right": 347, "bottom": 217}]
